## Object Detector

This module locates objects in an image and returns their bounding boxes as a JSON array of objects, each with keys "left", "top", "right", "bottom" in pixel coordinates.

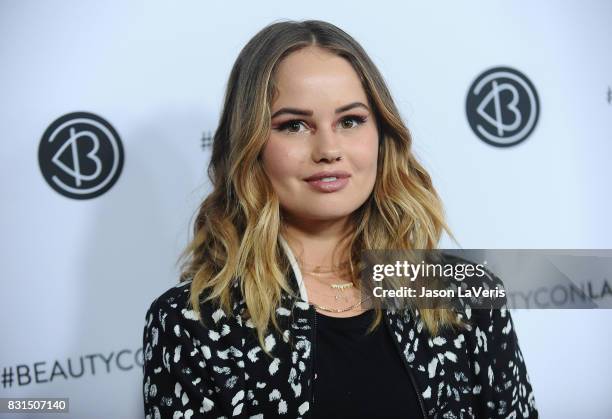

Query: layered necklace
[{"left": 298, "top": 258, "right": 371, "bottom": 313}]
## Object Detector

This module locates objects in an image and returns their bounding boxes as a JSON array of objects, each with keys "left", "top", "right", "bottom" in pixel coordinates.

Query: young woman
[{"left": 142, "top": 20, "right": 538, "bottom": 418}]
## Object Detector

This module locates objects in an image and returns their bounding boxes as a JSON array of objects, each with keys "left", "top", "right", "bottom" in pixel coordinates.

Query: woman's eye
[
  {"left": 340, "top": 115, "right": 367, "bottom": 129},
  {"left": 274, "top": 115, "right": 367, "bottom": 134},
  {"left": 276, "top": 120, "right": 307, "bottom": 134}
]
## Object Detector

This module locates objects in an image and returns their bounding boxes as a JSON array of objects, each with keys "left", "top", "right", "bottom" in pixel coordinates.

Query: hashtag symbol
[
  {"left": 201, "top": 131, "right": 213, "bottom": 149},
  {"left": 2, "top": 366, "right": 14, "bottom": 388}
]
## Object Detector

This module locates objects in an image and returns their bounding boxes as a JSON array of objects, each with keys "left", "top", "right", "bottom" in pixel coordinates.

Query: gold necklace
[
  {"left": 301, "top": 268, "right": 350, "bottom": 276},
  {"left": 298, "top": 258, "right": 356, "bottom": 303},
  {"left": 302, "top": 270, "right": 355, "bottom": 301},
  {"left": 297, "top": 257, "right": 350, "bottom": 273},
  {"left": 304, "top": 273, "right": 354, "bottom": 289},
  {"left": 312, "top": 295, "right": 372, "bottom": 313},
  {"left": 306, "top": 285, "right": 357, "bottom": 303}
]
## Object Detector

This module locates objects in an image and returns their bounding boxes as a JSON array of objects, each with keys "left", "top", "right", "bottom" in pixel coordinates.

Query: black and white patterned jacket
[{"left": 142, "top": 238, "right": 539, "bottom": 418}]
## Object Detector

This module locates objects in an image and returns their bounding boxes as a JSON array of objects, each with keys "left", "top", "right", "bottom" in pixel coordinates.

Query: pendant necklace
[{"left": 300, "top": 263, "right": 354, "bottom": 303}]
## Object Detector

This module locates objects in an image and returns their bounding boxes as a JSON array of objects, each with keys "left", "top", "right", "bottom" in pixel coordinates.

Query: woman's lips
[{"left": 304, "top": 177, "right": 349, "bottom": 193}]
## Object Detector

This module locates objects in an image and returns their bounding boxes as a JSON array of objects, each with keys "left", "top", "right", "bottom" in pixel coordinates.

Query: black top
[
  {"left": 312, "top": 309, "right": 422, "bottom": 419},
  {"left": 143, "top": 277, "right": 539, "bottom": 418}
]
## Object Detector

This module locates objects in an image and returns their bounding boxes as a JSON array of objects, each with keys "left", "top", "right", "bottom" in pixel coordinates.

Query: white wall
[{"left": 1, "top": 1, "right": 611, "bottom": 417}]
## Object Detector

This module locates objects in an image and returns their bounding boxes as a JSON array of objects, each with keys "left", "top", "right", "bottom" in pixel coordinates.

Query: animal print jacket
[{"left": 142, "top": 240, "right": 539, "bottom": 419}]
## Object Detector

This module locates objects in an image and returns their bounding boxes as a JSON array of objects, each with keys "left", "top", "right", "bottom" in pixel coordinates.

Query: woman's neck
[{"left": 280, "top": 215, "right": 353, "bottom": 269}]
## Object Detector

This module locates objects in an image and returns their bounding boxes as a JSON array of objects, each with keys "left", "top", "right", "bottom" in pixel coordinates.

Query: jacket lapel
[{"left": 385, "top": 306, "right": 479, "bottom": 418}]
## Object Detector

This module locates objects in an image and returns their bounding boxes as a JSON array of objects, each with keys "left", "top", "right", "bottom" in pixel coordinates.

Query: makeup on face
[
  {"left": 261, "top": 46, "right": 379, "bottom": 222},
  {"left": 303, "top": 170, "right": 351, "bottom": 193}
]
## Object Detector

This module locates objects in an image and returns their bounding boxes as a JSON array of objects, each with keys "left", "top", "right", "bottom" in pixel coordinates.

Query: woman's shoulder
[
  {"left": 143, "top": 280, "right": 199, "bottom": 335},
  {"left": 145, "top": 280, "right": 195, "bottom": 320},
  {"left": 143, "top": 278, "right": 239, "bottom": 336},
  {"left": 434, "top": 253, "right": 515, "bottom": 338}
]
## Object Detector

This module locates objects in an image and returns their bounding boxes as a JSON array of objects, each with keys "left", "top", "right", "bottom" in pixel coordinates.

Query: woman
[{"left": 142, "top": 19, "right": 538, "bottom": 418}]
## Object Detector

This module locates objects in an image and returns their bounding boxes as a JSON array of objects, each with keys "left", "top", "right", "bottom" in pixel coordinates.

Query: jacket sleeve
[
  {"left": 472, "top": 303, "right": 539, "bottom": 418},
  {"left": 142, "top": 298, "right": 223, "bottom": 418}
]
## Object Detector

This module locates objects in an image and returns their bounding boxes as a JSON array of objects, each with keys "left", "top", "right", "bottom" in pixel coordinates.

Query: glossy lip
[
  {"left": 303, "top": 170, "right": 351, "bottom": 182},
  {"left": 303, "top": 172, "right": 351, "bottom": 193}
]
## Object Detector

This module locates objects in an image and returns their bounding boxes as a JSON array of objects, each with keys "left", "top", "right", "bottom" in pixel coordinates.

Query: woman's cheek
[
  {"left": 354, "top": 141, "right": 379, "bottom": 171},
  {"left": 263, "top": 143, "right": 307, "bottom": 188}
]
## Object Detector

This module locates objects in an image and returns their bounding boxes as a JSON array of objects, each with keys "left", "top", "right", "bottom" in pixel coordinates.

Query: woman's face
[{"left": 261, "top": 46, "right": 379, "bottom": 224}]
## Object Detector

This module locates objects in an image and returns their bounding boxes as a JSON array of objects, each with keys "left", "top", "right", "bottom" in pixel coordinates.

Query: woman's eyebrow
[{"left": 271, "top": 101, "right": 369, "bottom": 118}]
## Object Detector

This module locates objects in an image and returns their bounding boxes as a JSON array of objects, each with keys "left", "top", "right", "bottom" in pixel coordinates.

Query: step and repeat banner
[{"left": 1, "top": 1, "right": 611, "bottom": 418}]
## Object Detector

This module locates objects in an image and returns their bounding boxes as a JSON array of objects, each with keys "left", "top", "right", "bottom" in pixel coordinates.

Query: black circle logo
[
  {"left": 466, "top": 67, "right": 540, "bottom": 147},
  {"left": 38, "top": 112, "right": 124, "bottom": 199}
]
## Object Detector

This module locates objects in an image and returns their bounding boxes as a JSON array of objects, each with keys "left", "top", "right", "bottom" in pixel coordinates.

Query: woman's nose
[{"left": 311, "top": 127, "right": 343, "bottom": 163}]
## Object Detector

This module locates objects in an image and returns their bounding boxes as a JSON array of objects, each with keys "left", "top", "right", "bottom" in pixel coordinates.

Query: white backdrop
[{"left": 1, "top": 1, "right": 611, "bottom": 418}]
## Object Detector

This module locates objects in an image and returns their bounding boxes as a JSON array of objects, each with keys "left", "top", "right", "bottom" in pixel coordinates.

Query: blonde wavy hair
[{"left": 177, "top": 19, "right": 468, "bottom": 357}]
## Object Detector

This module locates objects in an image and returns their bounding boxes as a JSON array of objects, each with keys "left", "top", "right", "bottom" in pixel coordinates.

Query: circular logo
[
  {"left": 466, "top": 67, "right": 540, "bottom": 147},
  {"left": 38, "top": 112, "right": 124, "bottom": 199}
]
